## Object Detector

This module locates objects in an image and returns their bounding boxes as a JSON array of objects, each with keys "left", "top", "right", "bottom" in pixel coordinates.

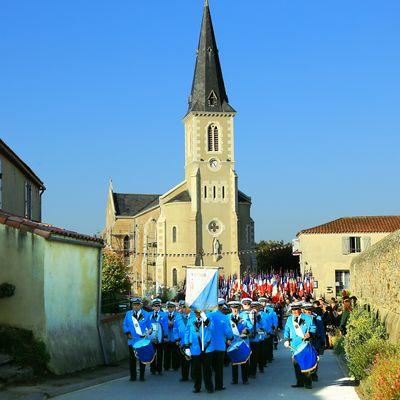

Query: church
[{"left": 103, "top": 1, "right": 257, "bottom": 295}]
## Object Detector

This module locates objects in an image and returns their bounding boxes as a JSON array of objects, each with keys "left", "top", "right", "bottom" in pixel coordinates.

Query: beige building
[
  {"left": 0, "top": 138, "right": 45, "bottom": 221},
  {"left": 103, "top": 2, "right": 256, "bottom": 296},
  {"left": 294, "top": 216, "right": 400, "bottom": 298}
]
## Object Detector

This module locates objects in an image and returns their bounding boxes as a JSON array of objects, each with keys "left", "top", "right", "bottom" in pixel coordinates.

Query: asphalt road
[{"left": 54, "top": 346, "right": 359, "bottom": 400}]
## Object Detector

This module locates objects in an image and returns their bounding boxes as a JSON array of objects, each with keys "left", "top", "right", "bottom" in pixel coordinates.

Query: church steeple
[{"left": 188, "top": 0, "right": 235, "bottom": 113}]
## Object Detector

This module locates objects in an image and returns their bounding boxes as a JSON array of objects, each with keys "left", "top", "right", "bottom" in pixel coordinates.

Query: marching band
[{"left": 123, "top": 296, "right": 323, "bottom": 392}]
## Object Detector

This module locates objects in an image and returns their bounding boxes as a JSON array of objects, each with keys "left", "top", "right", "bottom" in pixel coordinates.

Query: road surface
[{"left": 54, "top": 346, "right": 359, "bottom": 400}]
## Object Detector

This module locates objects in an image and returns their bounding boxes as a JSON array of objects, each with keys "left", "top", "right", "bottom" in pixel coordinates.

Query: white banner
[{"left": 185, "top": 267, "right": 219, "bottom": 311}]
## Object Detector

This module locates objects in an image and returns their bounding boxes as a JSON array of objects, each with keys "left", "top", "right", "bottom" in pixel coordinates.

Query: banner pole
[{"left": 201, "top": 319, "right": 205, "bottom": 352}]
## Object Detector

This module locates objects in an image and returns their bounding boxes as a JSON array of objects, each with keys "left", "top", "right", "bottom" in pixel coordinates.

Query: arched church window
[
  {"left": 207, "top": 124, "right": 219, "bottom": 152},
  {"left": 172, "top": 268, "right": 178, "bottom": 286},
  {"left": 172, "top": 226, "right": 177, "bottom": 243},
  {"left": 208, "top": 125, "right": 213, "bottom": 151},
  {"left": 213, "top": 186, "right": 216, "bottom": 199},
  {"left": 222, "top": 186, "right": 225, "bottom": 199},
  {"left": 204, "top": 186, "right": 208, "bottom": 199},
  {"left": 213, "top": 126, "right": 219, "bottom": 151},
  {"left": 123, "top": 235, "right": 130, "bottom": 265}
]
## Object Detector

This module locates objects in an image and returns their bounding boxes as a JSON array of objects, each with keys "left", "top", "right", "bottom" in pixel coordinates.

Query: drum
[
  {"left": 133, "top": 339, "right": 156, "bottom": 364},
  {"left": 293, "top": 341, "right": 319, "bottom": 373},
  {"left": 227, "top": 340, "right": 251, "bottom": 365}
]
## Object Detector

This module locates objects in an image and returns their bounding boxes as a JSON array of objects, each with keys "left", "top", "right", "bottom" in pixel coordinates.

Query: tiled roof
[
  {"left": 113, "top": 193, "right": 160, "bottom": 217},
  {"left": 166, "top": 190, "right": 191, "bottom": 203},
  {"left": 0, "top": 210, "right": 103, "bottom": 244},
  {"left": 298, "top": 216, "right": 400, "bottom": 236},
  {"left": 0, "top": 139, "right": 45, "bottom": 190}
]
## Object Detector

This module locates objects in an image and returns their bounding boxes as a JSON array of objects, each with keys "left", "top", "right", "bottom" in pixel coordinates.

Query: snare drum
[
  {"left": 293, "top": 341, "right": 319, "bottom": 373},
  {"left": 227, "top": 339, "right": 251, "bottom": 365},
  {"left": 133, "top": 339, "right": 156, "bottom": 364}
]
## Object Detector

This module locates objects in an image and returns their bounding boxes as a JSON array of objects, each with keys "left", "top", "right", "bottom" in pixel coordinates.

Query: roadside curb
[{"left": 43, "top": 371, "right": 128, "bottom": 398}]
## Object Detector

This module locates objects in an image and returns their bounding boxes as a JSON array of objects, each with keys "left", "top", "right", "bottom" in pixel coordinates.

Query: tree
[
  {"left": 101, "top": 249, "right": 131, "bottom": 295},
  {"left": 256, "top": 240, "right": 299, "bottom": 273}
]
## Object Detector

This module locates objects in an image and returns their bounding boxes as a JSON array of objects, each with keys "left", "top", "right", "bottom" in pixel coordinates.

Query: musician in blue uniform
[
  {"left": 261, "top": 298, "right": 278, "bottom": 363},
  {"left": 283, "top": 302, "right": 316, "bottom": 389},
  {"left": 184, "top": 310, "right": 215, "bottom": 393},
  {"left": 257, "top": 299, "right": 273, "bottom": 369},
  {"left": 244, "top": 301, "right": 264, "bottom": 378},
  {"left": 122, "top": 298, "right": 153, "bottom": 382},
  {"left": 227, "top": 301, "right": 252, "bottom": 385},
  {"left": 174, "top": 300, "right": 193, "bottom": 382},
  {"left": 164, "top": 301, "right": 180, "bottom": 371},
  {"left": 209, "top": 298, "right": 233, "bottom": 391},
  {"left": 149, "top": 298, "right": 167, "bottom": 376},
  {"left": 302, "top": 302, "right": 325, "bottom": 382}
]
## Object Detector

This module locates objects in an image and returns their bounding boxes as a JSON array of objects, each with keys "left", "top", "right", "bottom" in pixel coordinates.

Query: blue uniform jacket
[
  {"left": 227, "top": 313, "right": 253, "bottom": 345},
  {"left": 185, "top": 316, "right": 214, "bottom": 356},
  {"left": 260, "top": 311, "right": 274, "bottom": 336},
  {"left": 165, "top": 311, "right": 179, "bottom": 342},
  {"left": 173, "top": 312, "right": 193, "bottom": 345},
  {"left": 311, "top": 314, "right": 325, "bottom": 352},
  {"left": 148, "top": 310, "right": 168, "bottom": 342},
  {"left": 122, "top": 310, "right": 153, "bottom": 346},
  {"left": 209, "top": 310, "right": 233, "bottom": 351},
  {"left": 265, "top": 306, "right": 278, "bottom": 329},
  {"left": 283, "top": 313, "right": 316, "bottom": 351}
]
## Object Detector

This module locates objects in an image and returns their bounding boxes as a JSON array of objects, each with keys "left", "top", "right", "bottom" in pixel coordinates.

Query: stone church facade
[{"left": 103, "top": 1, "right": 256, "bottom": 295}]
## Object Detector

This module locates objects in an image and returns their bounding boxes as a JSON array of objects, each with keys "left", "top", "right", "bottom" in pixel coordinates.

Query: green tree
[
  {"left": 101, "top": 249, "right": 131, "bottom": 295},
  {"left": 256, "top": 240, "right": 299, "bottom": 273}
]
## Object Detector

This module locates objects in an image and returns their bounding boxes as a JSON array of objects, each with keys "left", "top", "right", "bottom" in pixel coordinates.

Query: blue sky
[{"left": 1, "top": 0, "right": 399, "bottom": 241}]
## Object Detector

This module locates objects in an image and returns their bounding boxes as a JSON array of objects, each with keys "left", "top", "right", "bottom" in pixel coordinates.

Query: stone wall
[
  {"left": 350, "top": 229, "right": 400, "bottom": 342},
  {"left": 100, "top": 314, "right": 129, "bottom": 364}
]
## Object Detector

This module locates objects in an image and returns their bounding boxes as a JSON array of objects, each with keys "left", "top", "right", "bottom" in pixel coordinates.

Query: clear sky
[{"left": 1, "top": 0, "right": 399, "bottom": 242}]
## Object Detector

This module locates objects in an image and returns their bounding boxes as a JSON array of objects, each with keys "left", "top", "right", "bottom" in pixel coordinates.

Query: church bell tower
[{"left": 183, "top": 0, "right": 241, "bottom": 273}]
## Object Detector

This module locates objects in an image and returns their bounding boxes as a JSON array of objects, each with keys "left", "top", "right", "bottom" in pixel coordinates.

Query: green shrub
[
  {"left": 361, "top": 349, "right": 400, "bottom": 400},
  {"left": 347, "top": 337, "right": 396, "bottom": 381},
  {"left": 343, "top": 308, "right": 387, "bottom": 380},
  {"left": 0, "top": 326, "right": 50, "bottom": 374},
  {"left": 333, "top": 335, "right": 345, "bottom": 356}
]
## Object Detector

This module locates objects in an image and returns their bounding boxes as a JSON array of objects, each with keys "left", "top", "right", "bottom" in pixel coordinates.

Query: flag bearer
[{"left": 185, "top": 310, "right": 215, "bottom": 393}]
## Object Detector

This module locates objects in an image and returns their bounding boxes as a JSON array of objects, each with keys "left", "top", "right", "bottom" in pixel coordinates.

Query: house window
[
  {"left": 335, "top": 270, "right": 350, "bottom": 297},
  {"left": 24, "top": 182, "right": 32, "bottom": 219},
  {"left": 123, "top": 235, "right": 130, "bottom": 265},
  {"left": 172, "top": 268, "right": 178, "bottom": 286},
  {"left": 349, "top": 237, "right": 361, "bottom": 253},
  {"left": 207, "top": 124, "right": 219, "bottom": 152},
  {"left": 172, "top": 226, "right": 177, "bottom": 243}
]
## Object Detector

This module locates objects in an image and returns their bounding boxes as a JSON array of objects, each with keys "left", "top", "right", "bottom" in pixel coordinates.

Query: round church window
[{"left": 208, "top": 220, "right": 221, "bottom": 235}]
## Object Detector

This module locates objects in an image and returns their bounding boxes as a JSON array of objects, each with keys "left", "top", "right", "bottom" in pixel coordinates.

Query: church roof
[
  {"left": 113, "top": 193, "right": 160, "bottom": 217},
  {"left": 166, "top": 190, "right": 191, "bottom": 203},
  {"left": 238, "top": 190, "right": 251, "bottom": 204},
  {"left": 188, "top": 0, "right": 235, "bottom": 114}
]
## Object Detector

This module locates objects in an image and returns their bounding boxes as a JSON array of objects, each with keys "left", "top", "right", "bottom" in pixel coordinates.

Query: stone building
[
  {"left": 103, "top": 1, "right": 257, "bottom": 295},
  {"left": 0, "top": 138, "right": 45, "bottom": 221},
  {"left": 294, "top": 216, "right": 400, "bottom": 298},
  {"left": 350, "top": 229, "right": 400, "bottom": 342}
]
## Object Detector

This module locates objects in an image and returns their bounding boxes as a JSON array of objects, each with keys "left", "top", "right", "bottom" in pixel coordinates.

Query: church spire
[{"left": 188, "top": 0, "right": 235, "bottom": 113}]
